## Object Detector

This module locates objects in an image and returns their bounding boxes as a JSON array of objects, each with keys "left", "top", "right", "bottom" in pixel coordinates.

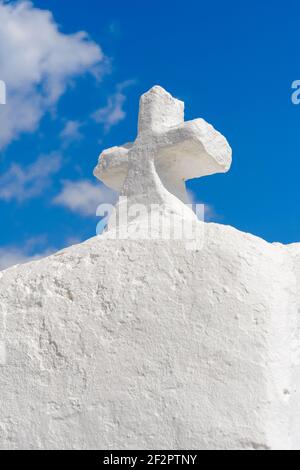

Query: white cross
[{"left": 94, "top": 86, "right": 232, "bottom": 207}]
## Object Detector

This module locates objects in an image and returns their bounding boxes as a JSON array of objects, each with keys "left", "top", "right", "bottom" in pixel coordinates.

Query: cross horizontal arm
[
  {"left": 93, "top": 143, "right": 132, "bottom": 192},
  {"left": 156, "top": 118, "right": 232, "bottom": 182}
]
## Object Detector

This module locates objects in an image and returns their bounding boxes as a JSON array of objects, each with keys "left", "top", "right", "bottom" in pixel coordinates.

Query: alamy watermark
[
  {"left": 96, "top": 197, "right": 206, "bottom": 250},
  {"left": 0, "top": 80, "right": 6, "bottom": 105},
  {"left": 291, "top": 80, "right": 300, "bottom": 105}
]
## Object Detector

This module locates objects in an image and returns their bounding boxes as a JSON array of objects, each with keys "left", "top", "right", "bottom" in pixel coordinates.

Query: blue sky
[{"left": 0, "top": 0, "right": 300, "bottom": 269}]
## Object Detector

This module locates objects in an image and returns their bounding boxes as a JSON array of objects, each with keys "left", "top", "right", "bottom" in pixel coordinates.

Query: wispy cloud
[
  {"left": 0, "top": 0, "right": 108, "bottom": 149},
  {"left": 0, "top": 236, "right": 56, "bottom": 271},
  {"left": 53, "top": 179, "right": 117, "bottom": 217},
  {"left": 0, "top": 234, "right": 87, "bottom": 271},
  {"left": 0, "top": 153, "right": 62, "bottom": 203},
  {"left": 60, "top": 120, "right": 83, "bottom": 147},
  {"left": 0, "top": 247, "right": 37, "bottom": 271},
  {"left": 92, "top": 80, "right": 135, "bottom": 132}
]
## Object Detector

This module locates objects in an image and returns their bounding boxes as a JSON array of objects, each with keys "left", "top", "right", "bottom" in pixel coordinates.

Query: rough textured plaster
[{"left": 0, "top": 224, "right": 298, "bottom": 450}]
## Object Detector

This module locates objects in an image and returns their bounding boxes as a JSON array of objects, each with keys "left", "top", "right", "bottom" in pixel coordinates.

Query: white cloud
[
  {"left": 0, "top": 234, "right": 87, "bottom": 271},
  {"left": 60, "top": 120, "right": 83, "bottom": 146},
  {"left": 0, "top": 247, "right": 57, "bottom": 271},
  {"left": 0, "top": 236, "right": 56, "bottom": 270},
  {"left": 92, "top": 80, "right": 135, "bottom": 132},
  {"left": 0, "top": 0, "right": 107, "bottom": 149},
  {"left": 0, "top": 247, "right": 35, "bottom": 270},
  {"left": 53, "top": 179, "right": 117, "bottom": 217},
  {"left": 0, "top": 153, "right": 62, "bottom": 202}
]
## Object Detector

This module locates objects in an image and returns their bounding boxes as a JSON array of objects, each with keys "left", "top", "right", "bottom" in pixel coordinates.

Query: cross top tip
[{"left": 138, "top": 85, "right": 184, "bottom": 135}]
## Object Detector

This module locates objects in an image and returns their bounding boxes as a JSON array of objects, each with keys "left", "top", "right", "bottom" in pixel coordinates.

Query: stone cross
[{"left": 94, "top": 86, "right": 232, "bottom": 210}]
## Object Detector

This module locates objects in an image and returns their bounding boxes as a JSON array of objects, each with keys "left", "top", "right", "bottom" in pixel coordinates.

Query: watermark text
[{"left": 0, "top": 80, "right": 6, "bottom": 104}]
